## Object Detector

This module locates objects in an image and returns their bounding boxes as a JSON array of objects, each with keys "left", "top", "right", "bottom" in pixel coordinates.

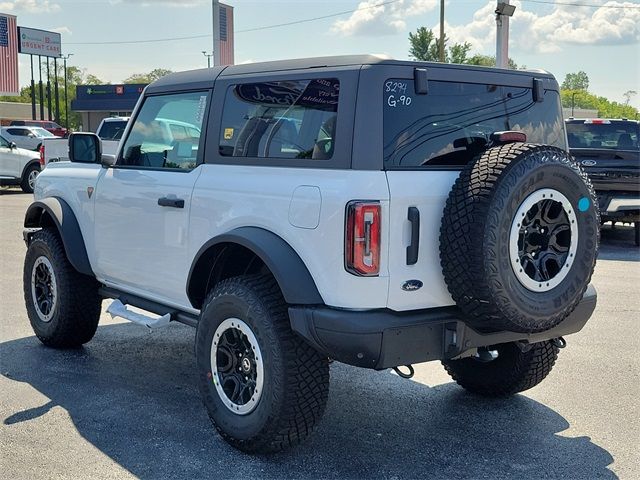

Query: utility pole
[
  {"left": 212, "top": 0, "right": 221, "bottom": 67},
  {"left": 62, "top": 54, "right": 73, "bottom": 130},
  {"left": 495, "top": 1, "right": 515, "bottom": 69},
  {"left": 202, "top": 51, "right": 213, "bottom": 68},
  {"left": 439, "top": 0, "right": 445, "bottom": 62}
]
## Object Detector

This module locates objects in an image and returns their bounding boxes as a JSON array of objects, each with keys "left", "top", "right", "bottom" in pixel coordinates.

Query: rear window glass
[
  {"left": 383, "top": 79, "right": 565, "bottom": 169},
  {"left": 219, "top": 78, "right": 339, "bottom": 160},
  {"left": 566, "top": 121, "right": 639, "bottom": 150},
  {"left": 99, "top": 120, "right": 128, "bottom": 140}
]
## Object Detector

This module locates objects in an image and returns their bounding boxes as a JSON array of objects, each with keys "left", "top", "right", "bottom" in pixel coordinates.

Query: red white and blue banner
[
  {"left": 0, "top": 13, "right": 19, "bottom": 96},
  {"left": 219, "top": 3, "right": 234, "bottom": 66}
]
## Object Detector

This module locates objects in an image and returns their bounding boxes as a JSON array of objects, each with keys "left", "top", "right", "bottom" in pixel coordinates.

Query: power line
[
  {"left": 521, "top": 0, "right": 640, "bottom": 8},
  {"left": 66, "top": 0, "right": 403, "bottom": 46}
]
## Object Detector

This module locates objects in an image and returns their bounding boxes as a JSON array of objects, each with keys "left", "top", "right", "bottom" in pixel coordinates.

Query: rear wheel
[
  {"left": 195, "top": 274, "right": 329, "bottom": 453},
  {"left": 21, "top": 163, "right": 40, "bottom": 193},
  {"left": 23, "top": 229, "right": 101, "bottom": 347},
  {"left": 442, "top": 341, "right": 559, "bottom": 397}
]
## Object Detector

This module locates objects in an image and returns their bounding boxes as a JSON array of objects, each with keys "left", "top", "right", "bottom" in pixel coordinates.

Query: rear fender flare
[{"left": 187, "top": 227, "right": 323, "bottom": 308}]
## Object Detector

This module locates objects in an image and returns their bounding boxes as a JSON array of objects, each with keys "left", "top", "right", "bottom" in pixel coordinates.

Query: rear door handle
[
  {"left": 157, "top": 197, "right": 184, "bottom": 209},
  {"left": 407, "top": 207, "right": 420, "bottom": 265}
]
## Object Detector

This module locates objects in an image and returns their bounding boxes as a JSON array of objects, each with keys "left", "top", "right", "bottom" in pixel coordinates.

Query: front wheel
[
  {"left": 195, "top": 274, "right": 329, "bottom": 453},
  {"left": 23, "top": 229, "right": 102, "bottom": 347},
  {"left": 442, "top": 341, "right": 559, "bottom": 397}
]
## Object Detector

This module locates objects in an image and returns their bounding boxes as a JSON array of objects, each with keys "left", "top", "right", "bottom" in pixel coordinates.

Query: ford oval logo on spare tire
[
  {"left": 581, "top": 160, "right": 597, "bottom": 167},
  {"left": 402, "top": 280, "right": 423, "bottom": 291}
]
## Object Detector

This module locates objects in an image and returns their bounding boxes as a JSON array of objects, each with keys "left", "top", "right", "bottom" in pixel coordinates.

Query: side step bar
[{"left": 99, "top": 286, "right": 199, "bottom": 328}]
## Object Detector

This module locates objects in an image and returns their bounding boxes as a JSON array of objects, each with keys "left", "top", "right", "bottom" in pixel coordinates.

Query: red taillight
[
  {"left": 39, "top": 145, "right": 45, "bottom": 166},
  {"left": 491, "top": 131, "right": 527, "bottom": 143},
  {"left": 345, "top": 201, "right": 381, "bottom": 276}
]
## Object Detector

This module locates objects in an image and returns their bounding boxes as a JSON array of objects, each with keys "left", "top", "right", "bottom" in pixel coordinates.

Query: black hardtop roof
[{"left": 146, "top": 54, "right": 556, "bottom": 93}]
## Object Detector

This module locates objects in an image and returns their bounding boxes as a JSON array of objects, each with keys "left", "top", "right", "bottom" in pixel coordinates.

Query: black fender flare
[
  {"left": 187, "top": 227, "right": 323, "bottom": 307},
  {"left": 24, "top": 197, "right": 94, "bottom": 276}
]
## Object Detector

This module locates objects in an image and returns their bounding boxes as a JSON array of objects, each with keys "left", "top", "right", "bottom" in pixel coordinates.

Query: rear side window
[
  {"left": 219, "top": 78, "right": 339, "bottom": 160},
  {"left": 566, "top": 121, "right": 639, "bottom": 150},
  {"left": 119, "top": 91, "right": 208, "bottom": 170},
  {"left": 383, "top": 80, "right": 565, "bottom": 169}
]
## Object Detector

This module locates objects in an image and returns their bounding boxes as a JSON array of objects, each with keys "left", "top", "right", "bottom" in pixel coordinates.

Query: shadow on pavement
[
  {"left": 1, "top": 323, "right": 615, "bottom": 479},
  {"left": 598, "top": 224, "right": 639, "bottom": 262}
]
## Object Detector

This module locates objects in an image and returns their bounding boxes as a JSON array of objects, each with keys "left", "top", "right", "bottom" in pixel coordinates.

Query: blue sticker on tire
[{"left": 578, "top": 197, "right": 590, "bottom": 212}]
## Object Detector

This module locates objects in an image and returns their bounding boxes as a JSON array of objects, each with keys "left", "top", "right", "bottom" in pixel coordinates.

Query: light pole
[
  {"left": 202, "top": 51, "right": 213, "bottom": 68},
  {"left": 495, "top": 1, "right": 516, "bottom": 69},
  {"left": 438, "top": 0, "right": 445, "bottom": 62},
  {"left": 571, "top": 92, "right": 577, "bottom": 117},
  {"left": 61, "top": 54, "right": 73, "bottom": 130}
]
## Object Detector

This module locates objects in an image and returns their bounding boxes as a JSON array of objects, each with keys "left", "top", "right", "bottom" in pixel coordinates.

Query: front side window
[
  {"left": 383, "top": 79, "right": 566, "bottom": 169},
  {"left": 31, "top": 128, "right": 55, "bottom": 137},
  {"left": 0, "top": 135, "right": 10, "bottom": 147},
  {"left": 219, "top": 78, "right": 339, "bottom": 160},
  {"left": 120, "top": 91, "right": 209, "bottom": 169}
]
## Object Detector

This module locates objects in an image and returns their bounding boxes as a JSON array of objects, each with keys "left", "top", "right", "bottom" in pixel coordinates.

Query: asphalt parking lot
[{"left": 1, "top": 189, "right": 638, "bottom": 480}]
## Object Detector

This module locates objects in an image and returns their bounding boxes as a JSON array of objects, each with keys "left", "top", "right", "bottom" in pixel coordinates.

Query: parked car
[
  {"left": 566, "top": 118, "right": 640, "bottom": 244},
  {"left": 23, "top": 56, "right": 599, "bottom": 454},
  {"left": 96, "top": 116, "right": 129, "bottom": 140},
  {"left": 0, "top": 126, "right": 59, "bottom": 151},
  {"left": 0, "top": 134, "right": 40, "bottom": 193},
  {"left": 9, "top": 120, "right": 68, "bottom": 138}
]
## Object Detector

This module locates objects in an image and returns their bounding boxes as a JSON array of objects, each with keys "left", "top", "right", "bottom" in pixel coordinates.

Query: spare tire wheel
[{"left": 440, "top": 143, "right": 599, "bottom": 333}]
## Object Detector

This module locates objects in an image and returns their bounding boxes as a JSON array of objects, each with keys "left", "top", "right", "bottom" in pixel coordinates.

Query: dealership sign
[{"left": 17, "top": 27, "right": 61, "bottom": 57}]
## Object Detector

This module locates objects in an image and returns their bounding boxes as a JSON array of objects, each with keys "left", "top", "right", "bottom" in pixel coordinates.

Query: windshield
[
  {"left": 99, "top": 120, "right": 128, "bottom": 140},
  {"left": 31, "top": 128, "right": 56, "bottom": 137},
  {"left": 566, "top": 121, "right": 639, "bottom": 150}
]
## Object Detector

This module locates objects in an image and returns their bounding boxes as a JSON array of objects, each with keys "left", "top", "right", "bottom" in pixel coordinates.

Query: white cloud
[
  {"left": 332, "top": 0, "right": 438, "bottom": 36},
  {"left": 51, "top": 26, "right": 72, "bottom": 35},
  {"left": 443, "top": 1, "right": 640, "bottom": 55},
  {"left": 0, "top": 0, "right": 60, "bottom": 13},
  {"left": 109, "top": 0, "right": 207, "bottom": 6}
]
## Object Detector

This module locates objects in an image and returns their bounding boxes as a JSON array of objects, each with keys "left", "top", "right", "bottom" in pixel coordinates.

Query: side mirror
[
  {"left": 68, "top": 132, "right": 102, "bottom": 163},
  {"left": 9, "top": 142, "right": 17, "bottom": 149},
  {"left": 28, "top": 133, "right": 36, "bottom": 138}
]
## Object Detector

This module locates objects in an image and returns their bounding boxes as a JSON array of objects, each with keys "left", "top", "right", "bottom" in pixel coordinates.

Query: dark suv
[{"left": 566, "top": 118, "right": 640, "bottom": 244}]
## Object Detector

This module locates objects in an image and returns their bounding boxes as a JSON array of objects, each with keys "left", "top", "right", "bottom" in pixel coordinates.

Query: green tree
[
  {"left": 561, "top": 89, "right": 639, "bottom": 119},
  {"left": 408, "top": 27, "right": 471, "bottom": 64},
  {"left": 465, "top": 54, "right": 520, "bottom": 70},
  {"left": 623, "top": 90, "right": 637, "bottom": 106},
  {"left": 561, "top": 71, "right": 589, "bottom": 91},
  {"left": 123, "top": 68, "right": 173, "bottom": 84}
]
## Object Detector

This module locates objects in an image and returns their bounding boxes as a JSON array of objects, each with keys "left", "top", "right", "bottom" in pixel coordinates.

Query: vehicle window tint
[
  {"left": 119, "top": 91, "right": 208, "bottom": 170},
  {"left": 383, "top": 80, "right": 566, "bottom": 169},
  {"left": 7, "top": 128, "right": 25, "bottom": 136},
  {"left": 0, "top": 135, "right": 9, "bottom": 147},
  {"left": 219, "top": 78, "right": 339, "bottom": 160},
  {"left": 566, "top": 122, "right": 639, "bottom": 150},
  {"left": 99, "top": 120, "right": 128, "bottom": 140}
]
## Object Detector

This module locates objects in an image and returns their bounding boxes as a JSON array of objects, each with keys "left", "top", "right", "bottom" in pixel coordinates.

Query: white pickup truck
[{"left": 41, "top": 117, "right": 128, "bottom": 167}]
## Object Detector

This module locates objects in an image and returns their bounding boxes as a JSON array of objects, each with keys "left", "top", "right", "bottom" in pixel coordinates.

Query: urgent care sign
[{"left": 17, "top": 26, "right": 61, "bottom": 57}]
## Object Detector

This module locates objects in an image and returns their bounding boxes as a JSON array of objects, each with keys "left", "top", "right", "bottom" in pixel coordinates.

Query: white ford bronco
[{"left": 23, "top": 56, "right": 599, "bottom": 453}]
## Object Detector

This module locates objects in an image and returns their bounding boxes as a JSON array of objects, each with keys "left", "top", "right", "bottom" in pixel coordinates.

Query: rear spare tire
[{"left": 440, "top": 143, "right": 599, "bottom": 333}]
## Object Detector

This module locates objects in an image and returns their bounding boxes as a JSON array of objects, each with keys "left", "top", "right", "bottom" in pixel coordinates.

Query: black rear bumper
[{"left": 289, "top": 285, "right": 597, "bottom": 369}]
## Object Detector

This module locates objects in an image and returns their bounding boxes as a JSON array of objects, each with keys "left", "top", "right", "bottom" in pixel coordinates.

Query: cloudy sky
[{"left": 3, "top": 0, "right": 639, "bottom": 107}]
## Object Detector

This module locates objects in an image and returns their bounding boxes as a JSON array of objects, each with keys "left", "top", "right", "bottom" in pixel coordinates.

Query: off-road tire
[
  {"left": 20, "top": 163, "right": 39, "bottom": 193},
  {"left": 195, "top": 274, "right": 329, "bottom": 453},
  {"left": 23, "top": 229, "right": 101, "bottom": 347},
  {"left": 440, "top": 143, "right": 599, "bottom": 333},
  {"left": 442, "top": 341, "right": 559, "bottom": 397}
]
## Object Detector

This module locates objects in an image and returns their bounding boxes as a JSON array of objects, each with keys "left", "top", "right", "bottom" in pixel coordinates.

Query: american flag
[
  {"left": 219, "top": 3, "right": 234, "bottom": 66},
  {"left": 0, "top": 13, "right": 19, "bottom": 96}
]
